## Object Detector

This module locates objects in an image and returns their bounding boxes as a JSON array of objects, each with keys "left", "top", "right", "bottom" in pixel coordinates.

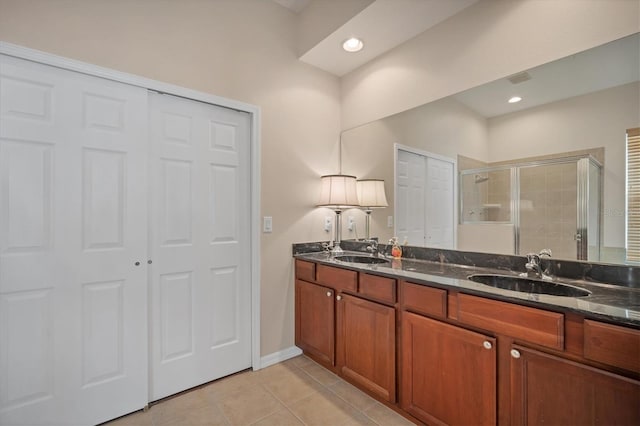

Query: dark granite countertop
[{"left": 294, "top": 247, "right": 640, "bottom": 329}]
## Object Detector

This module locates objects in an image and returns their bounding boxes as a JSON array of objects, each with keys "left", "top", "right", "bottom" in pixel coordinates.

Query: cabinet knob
[
  {"left": 482, "top": 341, "right": 493, "bottom": 350},
  {"left": 511, "top": 349, "right": 521, "bottom": 359},
  {"left": 326, "top": 291, "right": 332, "bottom": 297},
  {"left": 336, "top": 295, "right": 342, "bottom": 301},
  {"left": 134, "top": 261, "right": 140, "bottom": 266}
]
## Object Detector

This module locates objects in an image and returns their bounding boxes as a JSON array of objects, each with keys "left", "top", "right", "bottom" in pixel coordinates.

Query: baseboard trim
[{"left": 258, "top": 346, "right": 303, "bottom": 370}]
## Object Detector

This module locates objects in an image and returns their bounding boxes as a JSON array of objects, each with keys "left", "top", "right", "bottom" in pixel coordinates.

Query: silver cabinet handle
[
  {"left": 336, "top": 295, "right": 342, "bottom": 301},
  {"left": 483, "top": 341, "right": 492, "bottom": 350},
  {"left": 511, "top": 349, "right": 521, "bottom": 359},
  {"left": 326, "top": 291, "right": 332, "bottom": 297}
]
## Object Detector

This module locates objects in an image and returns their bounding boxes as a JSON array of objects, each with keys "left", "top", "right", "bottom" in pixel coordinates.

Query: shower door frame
[{"left": 459, "top": 155, "right": 603, "bottom": 260}]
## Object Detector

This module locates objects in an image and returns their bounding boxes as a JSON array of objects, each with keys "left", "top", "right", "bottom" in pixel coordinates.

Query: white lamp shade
[
  {"left": 317, "top": 174, "right": 360, "bottom": 208},
  {"left": 357, "top": 179, "right": 388, "bottom": 208}
]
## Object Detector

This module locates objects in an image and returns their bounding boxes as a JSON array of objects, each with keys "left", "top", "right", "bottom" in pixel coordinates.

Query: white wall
[
  {"left": 0, "top": 0, "right": 341, "bottom": 357},
  {"left": 341, "top": 0, "right": 640, "bottom": 130},
  {"left": 489, "top": 81, "right": 640, "bottom": 251}
]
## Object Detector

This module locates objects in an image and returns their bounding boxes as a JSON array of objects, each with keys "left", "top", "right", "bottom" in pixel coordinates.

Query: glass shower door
[{"left": 518, "top": 162, "right": 579, "bottom": 259}]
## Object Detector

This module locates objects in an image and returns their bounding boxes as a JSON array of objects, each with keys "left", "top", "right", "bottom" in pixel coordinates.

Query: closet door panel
[
  {"left": 0, "top": 56, "right": 148, "bottom": 426},
  {"left": 149, "top": 93, "right": 251, "bottom": 401}
]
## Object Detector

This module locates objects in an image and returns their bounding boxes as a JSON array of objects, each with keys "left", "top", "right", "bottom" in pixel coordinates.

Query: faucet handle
[
  {"left": 321, "top": 242, "right": 332, "bottom": 253},
  {"left": 539, "top": 248, "right": 552, "bottom": 258}
]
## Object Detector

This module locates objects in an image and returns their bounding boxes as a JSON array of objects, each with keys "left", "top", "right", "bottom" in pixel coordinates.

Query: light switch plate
[
  {"left": 387, "top": 216, "right": 393, "bottom": 228},
  {"left": 263, "top": 216, "right": 272, "bottom": 233}
]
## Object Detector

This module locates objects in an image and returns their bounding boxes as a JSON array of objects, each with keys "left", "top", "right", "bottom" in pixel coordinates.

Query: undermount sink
[
  {"left": 467, "top": 274, "right": 591, "bottom": 297},
  {"left": 334, "top": 255, "right": 390, "bottom": 265}
]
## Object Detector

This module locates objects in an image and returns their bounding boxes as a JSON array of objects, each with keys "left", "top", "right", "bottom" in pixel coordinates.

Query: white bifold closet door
[
  {"left": 0, "top": 56, "right": 148, "bottom": 425},
  {"left": 396, "top": 149, "right": 455, "bottom": 248},
  {"left": 148, "top": 93, "right": 252, "bottom": 401}
]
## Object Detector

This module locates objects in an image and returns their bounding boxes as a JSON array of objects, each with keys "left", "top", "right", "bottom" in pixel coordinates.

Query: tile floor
[{"left": 105, "top": 355, "right": 415, "bottom": 426}]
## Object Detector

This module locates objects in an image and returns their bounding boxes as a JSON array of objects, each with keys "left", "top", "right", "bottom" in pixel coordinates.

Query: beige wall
[
  {"left": 342, "top": 96, "right": 488, "bottom": 242},
  {"left": 341, "top": 0, "right": 640, "bottom": 130},
  {"left": 0, "top": 0, "right": 341, "bottom": 357},
  {"left": 489, "top": 82, "right": 640, "bottom": 251}
]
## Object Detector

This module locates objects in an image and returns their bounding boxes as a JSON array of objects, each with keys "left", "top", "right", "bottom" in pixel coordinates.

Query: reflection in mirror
[{"left": 342, "top": 33, "right": 639, "bottom": 265}]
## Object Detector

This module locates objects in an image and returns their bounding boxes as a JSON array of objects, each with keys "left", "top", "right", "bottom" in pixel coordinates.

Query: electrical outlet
[
  {"left": 387, "top": 216, "right": 393, "bottom": 228},
  {"left": 324, "top": 216, "right": 332, "bottom": 232},
  {"left": 347, "top": 216, "right": 354, "bottom": 231}
]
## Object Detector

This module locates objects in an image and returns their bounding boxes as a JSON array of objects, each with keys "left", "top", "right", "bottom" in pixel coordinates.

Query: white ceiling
[
  {"left": 453, "top": 33, "right": 640, "bottom": 118},
  {"left": 291, "top": 0, "right": 478, "bottom": 77}
]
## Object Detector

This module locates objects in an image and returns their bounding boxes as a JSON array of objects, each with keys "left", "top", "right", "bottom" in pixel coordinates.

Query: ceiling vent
[{"left": 507, "top": 71, "right": 532, "bottom": 84}]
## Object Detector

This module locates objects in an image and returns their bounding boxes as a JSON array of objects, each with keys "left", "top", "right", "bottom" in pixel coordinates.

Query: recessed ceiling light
[
  {"left": 342, "top": 37, "right": 364, "bottom": 53},
  {"left": 508, "top": 96, "right": 522, "bottom": 104}
]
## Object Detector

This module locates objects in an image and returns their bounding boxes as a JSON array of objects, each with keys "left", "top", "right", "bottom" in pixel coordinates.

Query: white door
[
  {"left": 149, "top": 93, "right": 252, "bottom": 401},
  {"left": 396, "top": 149, "right": 427, "bottom": 245},
  {"left": 395, "top": 148, "right": 456, "bottom": 248},
  {"left": 0, "top": 56, "right": 148, "bottom": 425},
  {"left": 426, "top": 157, "right": 455, "bottom": 248}
]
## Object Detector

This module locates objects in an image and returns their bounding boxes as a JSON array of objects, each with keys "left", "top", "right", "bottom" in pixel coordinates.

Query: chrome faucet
[
  {"left": 366, "top": 240, "right": 380, "bottom": 257},
  {"left": 523, "top": 249, "right": 553, "bottom": 280}
]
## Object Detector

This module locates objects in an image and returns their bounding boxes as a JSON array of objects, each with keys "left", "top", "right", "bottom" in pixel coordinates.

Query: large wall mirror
[{"left": 342, "top": 33, "right": 639, "bottom": 266}]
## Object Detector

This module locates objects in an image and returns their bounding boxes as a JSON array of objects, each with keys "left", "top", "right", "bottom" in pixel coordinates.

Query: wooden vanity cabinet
[
  {"left": 295, "top": 278, "right": 335, "bottom": 366},
  {"left": 401, "top": 311, "right": 497, "bottom": 425},
  {"left": 510, "top": 344, "right": 640, "bottom": 425},
  {"left": 337, "top": 292, "right": 396, "bottom": 402},
  {"left": 295, "top": 258, "right": 640, "bottom": 425},
  {"left": 295, "top": 260, "right": 397, "bottom": 402}
]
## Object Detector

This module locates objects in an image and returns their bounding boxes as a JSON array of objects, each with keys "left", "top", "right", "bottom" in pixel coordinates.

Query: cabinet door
[
  {"left": 295, "top": 279, "right": 335, "bottom": 365},
  {"left": 401, "top": 312, "right": 496, "bottom": 425},
  {"left": 337, "top": 294, "right": 396, "bottom": 402},
  {"left": 510, "top": 345, "right": 640, "bottom": 425}
]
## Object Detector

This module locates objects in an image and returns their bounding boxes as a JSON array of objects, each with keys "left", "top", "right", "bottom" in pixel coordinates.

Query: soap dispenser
[{"left": 389, "top": 237, "right": 402, "bottom": 259}]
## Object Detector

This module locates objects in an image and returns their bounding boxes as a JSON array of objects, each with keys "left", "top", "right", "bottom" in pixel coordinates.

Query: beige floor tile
[
  {"left": 328, "top": 380, "right": 379, "bottom": 412},
  {"left": 150, "top": 390, "right": 212, "bottom": 426},
  {"left": 200, "top": 370, "right": 255, "bottom": 401},
  {"left": 250, "top": 408, "right": 304, "bottom": 426},
  {"left": 263, "top": 367, "right": 324, "bottom": 406},
  {"left": 363, "top": 402, "right": 416, "bottom": 426},
  {"left": 289, "top": 390, "right": 377, "bottom": 426},
  {"left": 253, "top": 362, "right": 301, "bottom": 384},
  {"left": 302, "top": 363, "right": 341, "bottom": 386},
  {"left": 282, "top": 355, "right": 316, "bottom": 369},
  {"left": 104, "top": 410, "right": 153, "bottom": 426},
  {"left": 218, "top": 384, "right": 285, "bottom": 425}
]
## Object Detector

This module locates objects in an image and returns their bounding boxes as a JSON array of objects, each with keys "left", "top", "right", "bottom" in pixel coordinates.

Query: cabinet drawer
[
  {"left": 401, "top": 281, "right": 447, "bottom": 319},
  {"left": 359, "top": 274, "right": 396, "bottom": 304},
  {"left": 457, "top": 294, "right": 564, "bottom": 350},
  {"left": 295, "top": 259, "right": 316, "bottom": 282},
  {"left": 584, "top": 320, "right": 640, "bottom": 374},
  {"left": 317, "top": 264, "right": 357, "bottom": 293}
]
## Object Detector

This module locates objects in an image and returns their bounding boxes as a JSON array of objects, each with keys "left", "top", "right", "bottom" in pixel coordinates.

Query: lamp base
[{"left": 331, "top": 242, "right": 344, "bottom": 255}]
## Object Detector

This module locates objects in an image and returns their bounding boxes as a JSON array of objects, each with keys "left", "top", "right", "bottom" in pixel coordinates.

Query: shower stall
[{"left": 460, "top": 155, "right": 602, "bottom": 261}]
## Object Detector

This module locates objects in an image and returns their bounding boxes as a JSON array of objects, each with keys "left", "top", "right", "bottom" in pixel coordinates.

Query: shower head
[{"left": 474, "top": 174, "right": 489, "bottom": 184}]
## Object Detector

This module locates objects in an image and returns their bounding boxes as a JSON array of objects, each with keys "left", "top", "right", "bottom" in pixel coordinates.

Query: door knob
[
  {"left": 511, "top": 349, "right": 521, "bottom": 359},
  {"left": 326, "top": 291, "right": 332, "bottom": 297},
  {"left": 483, "top": 341, "right": 493, "bottom": 350},
  {"left": 134, "top": 261, "right": 140, "bottom": 266},
  {"left": 336, "top": 295, "right": 342, "bottom": 301}
]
